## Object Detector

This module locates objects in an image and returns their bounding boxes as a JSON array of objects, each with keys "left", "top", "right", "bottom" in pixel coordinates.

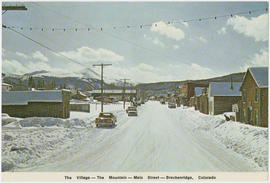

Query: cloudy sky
[{"left": 2, "top": 1, "right": 269, "bottom": 83}]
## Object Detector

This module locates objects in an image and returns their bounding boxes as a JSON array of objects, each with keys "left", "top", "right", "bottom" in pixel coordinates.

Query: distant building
[
  {"left": 199, "top": 88, "right": 209, "bottom": 114},
  {"left": 2, "top": 83, "right": 13, "bottom": 91},
  {"left": 72, "top": 91, "right": 87, "bottom": 100},
  {"left": 239, "top": 67, "right": 268, "bottom": 127},
  {"left": 194, "top": 87, "right": 206, "bottom": 110},
  {"left": 181, "top": 82, "right": 208, "bottom": 106},
  {"left": 87, "top": 89, "right": 137, "bottom": 101},
  {"left": 2, "top": 90, "right": 70, "bottom": 118},
  {"left": 208, "top": 82, "right": 242, "bottom": 115}
]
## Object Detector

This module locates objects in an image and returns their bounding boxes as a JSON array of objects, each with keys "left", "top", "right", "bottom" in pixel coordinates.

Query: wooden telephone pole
[
  {"left": 93, "top": 63, "right": 112, "bottom": 112},
  {"left": 120, "top": 78, "right": 130, "bottom": 109}
]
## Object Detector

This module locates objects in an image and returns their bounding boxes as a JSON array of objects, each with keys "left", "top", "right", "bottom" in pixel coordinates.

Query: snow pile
[
  {"left": 181, "top": 108, "right": 268, "bottom": 170},
  {"left": 2, "top": 113, "right": 19, "bottom": 126},
  {"left": 2, "top": 102, "right": 125, "bottom": 171},
  {"left": 2, "top": 116, "right": 94, "bottom": 171},
  {"left": 18, "top": 117, "right": 91, "bottom": 128}
]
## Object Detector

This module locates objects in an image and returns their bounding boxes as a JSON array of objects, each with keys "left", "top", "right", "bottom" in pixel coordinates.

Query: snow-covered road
[{"left": 20, "top": 101, "right": 259, "bottom": 172}]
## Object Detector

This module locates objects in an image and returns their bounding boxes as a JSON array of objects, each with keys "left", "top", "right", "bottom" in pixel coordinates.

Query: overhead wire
[
  {"left": 5, "top": 6, "right": 268, "bottom": 32},
  {"left": 2, "top": 24, "right": 100, "bottom": 77}
]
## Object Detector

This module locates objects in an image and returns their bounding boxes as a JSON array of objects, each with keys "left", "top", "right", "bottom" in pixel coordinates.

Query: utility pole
[
  {"left": 93, "top": 63, "right": 112, "bottom": 113},
  {"left": 120, "top": 78, "right": 130, "bottom": 109},
  {"left": 2, "top": 5, "right": 27, "bottom": 15}
]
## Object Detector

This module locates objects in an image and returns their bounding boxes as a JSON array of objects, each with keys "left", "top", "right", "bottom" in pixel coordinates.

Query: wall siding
[
  {"left": 213, "top": 96, "right": 241, "bottom": 115},
  {"left": 2, "top": 90, "right": 71, "bottom": 119}
]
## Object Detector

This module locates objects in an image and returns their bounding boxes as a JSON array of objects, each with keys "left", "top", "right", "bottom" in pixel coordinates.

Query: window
[
  {"left": 242, "top": 89, "right": 247, "bottom": 102},
  {"left": 255, "top": 88, "right": 259, "bottom": 102},
  {"left": 254, "top": 109, "right": 259, "bottom": 125},
  {"left": 243, "top": 109, "right": 246, "bottom": 122}
]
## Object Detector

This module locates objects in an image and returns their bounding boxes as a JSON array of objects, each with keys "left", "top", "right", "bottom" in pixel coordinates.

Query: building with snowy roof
[
  {"left": 87, "top": 89, "right": 137, "bottom": 101},
  {"left": 2, "top": 83, "right": 13, "bottom": 91},
  {"left": 2, "top": 90, "right": 70, "bottom": 118},
  {"left": 208, "top": 82, "right": 242, "bottom": 115},
  {"left": 238, "top": 67, "right": 268, "bottom": 127}
]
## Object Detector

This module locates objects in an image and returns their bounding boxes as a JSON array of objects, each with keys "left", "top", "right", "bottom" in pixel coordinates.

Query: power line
[
  {"left": 4, "top": 7, "right": 267, "bottom": 32},
  {"left": 2, "top": 24, "right": 100, "bottom": 77}
]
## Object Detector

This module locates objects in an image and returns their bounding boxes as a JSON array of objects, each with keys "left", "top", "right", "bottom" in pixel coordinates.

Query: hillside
[{"left": 136, "top": 72, "right": 245, "bottom": 96}]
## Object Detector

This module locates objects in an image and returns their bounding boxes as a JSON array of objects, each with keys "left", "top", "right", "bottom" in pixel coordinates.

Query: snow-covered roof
[
  {"left": 248, "top": 67, "right": 268, "bottom": 88},
  {"left": 2, "top": 83, "right": 13, "bottom": 87},
  {"left": 89, "top": 89, "right": 136, "bottom": 94},
  {"left": 2, "top": 90, "right": 63, "bottom": 105},
  {"left": 208, "top": 82, "right": 242, "bottom": 97}
]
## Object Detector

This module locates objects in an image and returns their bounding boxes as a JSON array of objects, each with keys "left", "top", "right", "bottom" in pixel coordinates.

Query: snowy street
[{"left": 7, "top": 101, "right": 266, "bottom": 172}]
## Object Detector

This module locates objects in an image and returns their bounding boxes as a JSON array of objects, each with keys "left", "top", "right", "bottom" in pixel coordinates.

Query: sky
[{"left": 2, "top": 1, "right": 269, "bottom": 84}]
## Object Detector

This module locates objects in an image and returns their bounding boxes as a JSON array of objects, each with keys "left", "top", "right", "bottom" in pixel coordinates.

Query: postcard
[{"left": 1, "top": 1, "right": 268, "bottom": 182}]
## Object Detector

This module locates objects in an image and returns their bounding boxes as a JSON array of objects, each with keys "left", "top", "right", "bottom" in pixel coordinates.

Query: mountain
[
  {"left": 3, "top": 70, "right": 246, "bottom": 94},
  {"left": 136, "top": 72, "right": 246, "bottom": 96},
  {"left": 3, "top": 69, "right": 108, "bottom": 91}
]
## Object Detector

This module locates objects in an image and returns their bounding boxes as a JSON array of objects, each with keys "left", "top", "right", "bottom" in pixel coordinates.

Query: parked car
[
  {"left": 95, "top": 112, "right": 117, "bottom": 127},
  {"left": 168, "top": 102, "right": 176, "bottom": 108},
  {"left": 126, "top": 106, "right": 137, "bottom": 113},
  {"left": 160, "top": 99, "right": 165, "bottom": 104},
  {"left": 128, "top": 110, "right": 138, "bottom": 116}
]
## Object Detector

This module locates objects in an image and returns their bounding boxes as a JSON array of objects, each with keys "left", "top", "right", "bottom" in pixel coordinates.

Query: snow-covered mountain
[
  {"left": 2, "top": 68, "right": 107, "bottom": 91},
  {"left": 21, "top": 68, "right": 100, "bottom": 80}
]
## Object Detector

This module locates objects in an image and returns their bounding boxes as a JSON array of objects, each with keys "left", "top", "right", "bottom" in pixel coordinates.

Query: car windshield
[{"left": 99, "top": 113, "right": 112, "bottom": 117}]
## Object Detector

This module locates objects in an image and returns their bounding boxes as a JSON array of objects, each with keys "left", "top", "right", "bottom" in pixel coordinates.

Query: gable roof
[
  {"left": 248, "top": 67, "right": 268, "bottom": 88},
  {"left": 208, "top": 82, "right": 242, "bottom": 97},
  {"left": 2, "top": 83, "right": 13, "bottom": 87},
  {"left": 2, "top": 90, "right": 63, "bottom": 105}
]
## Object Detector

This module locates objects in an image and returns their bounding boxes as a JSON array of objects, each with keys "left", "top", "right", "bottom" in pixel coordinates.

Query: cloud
[
  {"left": 16, "top": 51, "right": 28, "bottom": 59},
  {"left": 2, "top": 48, "right": 6, "bottom": 57},
  {"left": 173, "top": 45, "right": 179, "bottom": 50},
  {"left": 153, "top": 38, "right": 165, "bottom": 47},
  {"left": 199, "top": 36, "right": 207, "bottom": 43},
  {"left": 101, "top": 61, "right": 217, "bottom": 83},
  {"left": 32, "top": 51, "right": 48, "bottom": 62},
  {"left": 137, "top": 63, "right": 156, "bottom": 71},
  {"left": 241, "top": 48, "right": 268, "bottom": 70},
  {"left": 227, "top": 13, "right": 268, "bottom": 42},
  {"left": 151, "top": 21, "right": 185, "bottom": 41},
  {"left": 2, "top": 59, "right": 27, "bottom": 74},
  {"left": 59, "top": 46, "right": 124, "bottom": 64},
  {"left": 218, "top": 27, "right": 227, "bottom": 35}
]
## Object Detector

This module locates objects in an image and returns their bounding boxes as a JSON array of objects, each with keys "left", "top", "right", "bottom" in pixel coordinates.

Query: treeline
[{"left": 27, "top": 76, "right": 67, "bottom": 90}]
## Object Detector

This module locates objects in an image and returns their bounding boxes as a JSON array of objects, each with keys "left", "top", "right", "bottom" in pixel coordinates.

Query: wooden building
[
  {"left": 2, "top": 83, "right": 13, "bottom": 91},
  {"left": 239, "top": 67, "right": 268, "bottom": 127},
  {"left": 181, "top": 82, "right": 208, "bottom": 106},
  {"left": 2, "top": 90, "right": 70, "bottom": 118},
  {"left": 208, "top": 82, "right": 242, "bottom": 115},
  {"left": 72, "top": 91, "right": 87, "bottom": 100},
  {"left": 199, "top": 88, "right": 209, "bottom": 114},
  {"left": 189, "top": 97, "right": 195, "bottom": 107},
  {"left": 87, "top": 89, "right": 137, "bottom": 101}
]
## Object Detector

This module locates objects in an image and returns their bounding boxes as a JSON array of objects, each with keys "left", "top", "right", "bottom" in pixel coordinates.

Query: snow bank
[
  {"left": 2, "top": 116, "right": 94, "bottom": 171},
  {"left": 2, "top": 102, "right": 125, "bottom": 171},
  {"left": 181, "top": 108, "right": 268, "bottom": 170}
]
